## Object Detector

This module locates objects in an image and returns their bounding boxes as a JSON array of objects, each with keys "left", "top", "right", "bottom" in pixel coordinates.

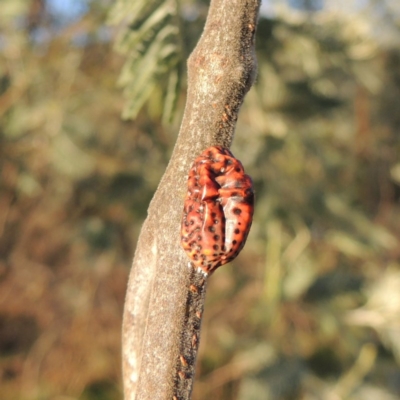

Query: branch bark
[{"left": 122, "top": 1, "right": 261, "bottom": 399}]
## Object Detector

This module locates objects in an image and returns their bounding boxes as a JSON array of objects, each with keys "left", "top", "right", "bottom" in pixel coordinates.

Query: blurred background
[{"left": 1, "top": 0, "right": 400, "bottom": 399}]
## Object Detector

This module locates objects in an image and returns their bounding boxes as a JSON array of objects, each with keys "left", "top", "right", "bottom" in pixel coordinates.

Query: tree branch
[{"left": 122, "top": 1, "right": 261, "bottom": 399}]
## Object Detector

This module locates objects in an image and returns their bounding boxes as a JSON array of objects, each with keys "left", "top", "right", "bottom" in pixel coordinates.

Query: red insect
[{"left": 181, "top": 146, "right": 254, "bottom": 275}]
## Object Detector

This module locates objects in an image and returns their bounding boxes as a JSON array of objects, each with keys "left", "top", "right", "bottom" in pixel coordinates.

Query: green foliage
[{"left": 108, "top": 0, "right": 183, "bottom": 122}]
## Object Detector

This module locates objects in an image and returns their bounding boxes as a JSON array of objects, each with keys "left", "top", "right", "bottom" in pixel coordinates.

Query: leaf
[{"left": 108, "top": 0, "right": 183, "bottom": 122}]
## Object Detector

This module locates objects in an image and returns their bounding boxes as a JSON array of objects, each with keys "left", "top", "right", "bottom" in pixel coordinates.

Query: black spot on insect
[
  {"left": 234, "top": 228, "right": 240, "bottom": 234},
  {"left": 197, "top": 236, "right": 202, "bottom": 241},
  {"left": 230, "top": 191, "right": 239, "bottom": 197},
  {"left": 208, "top": 226, "right": 215, "bottom": 233},
  {"left": 235, "top": 167, "right": 241, "bottom": 172},
  {"left": 193, "top": 254, "right": 199, "bottom": 260},
  {"left": 232, "top": 240, "right": 237, "bottom": 245},
  {"left": 213, "top": 235, "right": 220, "bottom": 241},
  {"left": 211, "top": 212, "right": 217, "bottom": 218},
  {"left": 190, "top": 220, "right": 195, "bottom": 225},
  {"left": 214, "top": 219, "right": 219, "bottom": 224},
  {"left": 233, "top": 208, "right": 242, "bottom": 215},
  {"left": 213, "top": 244, "right": 219, "bottom": 250}
]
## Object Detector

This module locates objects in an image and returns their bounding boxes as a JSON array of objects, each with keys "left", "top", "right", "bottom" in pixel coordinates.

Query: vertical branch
[{"left": 122, "top": 1, "right": 261, "bottom": 399}]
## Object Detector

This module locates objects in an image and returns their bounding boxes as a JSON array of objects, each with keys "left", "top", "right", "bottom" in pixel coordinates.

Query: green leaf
[{"left": 109, "top": 0, "right": 183, "bottom": 121}]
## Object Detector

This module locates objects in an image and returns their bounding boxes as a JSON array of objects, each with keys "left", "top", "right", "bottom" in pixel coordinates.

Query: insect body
[{"left": 181, "top": 146, "right": 254, "bottom": 274}]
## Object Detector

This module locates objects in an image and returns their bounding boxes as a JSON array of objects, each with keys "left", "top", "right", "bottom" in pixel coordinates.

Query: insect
[{"left": 181, "top": 146, "right": 254, "bottom": 275}]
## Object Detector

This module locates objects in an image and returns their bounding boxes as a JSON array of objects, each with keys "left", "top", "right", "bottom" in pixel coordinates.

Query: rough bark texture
[{"left": 122, "top": 1, "right": 261, "bottom": 399}]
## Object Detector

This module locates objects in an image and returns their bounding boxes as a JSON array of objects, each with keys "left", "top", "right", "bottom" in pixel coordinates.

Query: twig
[{"left": 122, "top": 1, "right": 261, "bottom": 399}]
